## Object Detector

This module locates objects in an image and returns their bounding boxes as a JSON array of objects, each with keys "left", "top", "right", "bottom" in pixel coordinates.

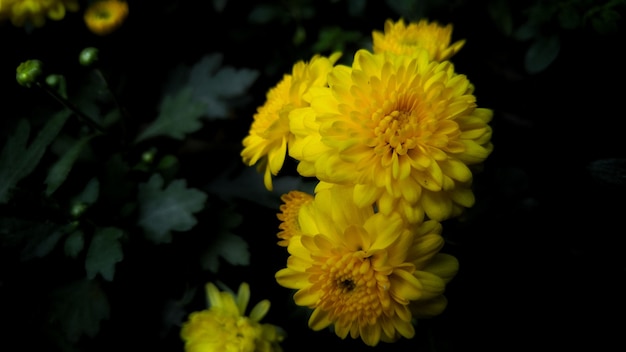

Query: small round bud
[
  {"left": 141, "top": 148, "right": 156, "bottom": 164},
  {"left": 45, "top": 74, "right": 62, "bottom": 87},
  {"left": 79, "top": 47, "right": 99, "bottom": 66},
  {"left": 70, "top": 202, "right": 88, "bottom": 218},
  {"left": 16, "top": 59, "right": 43, "bottom": 87}
]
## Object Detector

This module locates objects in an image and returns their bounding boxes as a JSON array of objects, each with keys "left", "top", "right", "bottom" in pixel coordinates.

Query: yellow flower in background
[
  {"left": 373, "top": 18, "right": 465, "bottom": 61},
  {"left": 276, "top": 190, "right": 314, "bottom": 247},
  {"left": 181, "top": 282, "right": 285, "bottom": 352},
  {"left": 241, "top": 52, "right": 341, "bottom": 191},
  {"left": 275, "top": 185, "right": 457, "bottom": 346},
  {"left": 289, "top": 49, "right": 493, "bottom": 224},
  {"left": 0, "top": 0, "right": 78, "bottom": 27},
  {"left": 83, "top": 0, "right": 128, "bottom": 36}
]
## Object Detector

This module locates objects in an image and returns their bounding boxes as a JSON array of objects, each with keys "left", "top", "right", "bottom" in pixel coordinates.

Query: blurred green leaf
[
  {"left": 45, "top": 134, "right": 95, "bottom": 196},
  {"left": 19, "top": 222, "right": 72, "bottom": 261},
  {"left": 488, "top": 0, "right": 514, "bottom": 36},
  {"left": 202, "top": 210, "right": 248, "bottom": 272},
  {"left": 347, "top": 0, "right": 367, "bottom": 17},
  {"left": 385, "top": 0, "right": 426, "bottom": 20},
  {"left": 134, "top": 87, "right": 206, "bottom": 143},
  {"left": 513, "top": 21, "right": 540, "bottom": 41},
  {"left": 212, "top": 0, "right": 228, "bottom": 12},
  {"left": 588, "top": 158, "right": 626, "bottom": 186},
  {"left": 312, "top": 26, "right": 363, "bottom": 53},
  {"left": 64, "top": 229, "right": 85, "bottom": 258},
  {"left": 187, "top": 53, "right": 260, "bottom": 119},
  {"left": 590, "top": 8, "right": 621, "bottom": 34},
  {"left": 524, "top": 34, "right": 560, "bottom": 74},
  {"left": 207, "top": 166, "right": 316, "bottom": 209},
  {"left": 49, "top": 279, "right": 110, "bottom": 342},
  {"left": 85, "top": 227, "right": 124, "bottom": 281},
  {"left": 137, "top": 174, "right": 208, "bottom": 244},
  {"left": 0, "top": 109, "right": 70, "bottom": 203},
  {"left": 248, "top": 3, "right": 285, "bottom": 24},
  {"left": 558, "top": 4, "right": 581, "bottom": 29},
  {"left": 74, "top": 177, "right": 100, "bottom": 205}
]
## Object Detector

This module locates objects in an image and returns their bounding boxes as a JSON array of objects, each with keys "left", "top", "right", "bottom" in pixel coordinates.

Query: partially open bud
[{"left": 16, "top": 59, "right": 43, "bottom": 87}]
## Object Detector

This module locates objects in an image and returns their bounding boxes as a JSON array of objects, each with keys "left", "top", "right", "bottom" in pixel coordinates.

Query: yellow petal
[
  {"left": 389, "top": 268, "right": 422, "bottom": 302},
  {"left": 308, "top": 307, "right": 333, "bottom": 331},
  {"left": 275, "top": 268, "right": 309, "bottom": 289}
]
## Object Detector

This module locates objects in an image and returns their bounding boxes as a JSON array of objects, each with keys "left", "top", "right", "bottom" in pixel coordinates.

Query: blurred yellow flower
[
  {"left": 0, "top": 0, "right": 78, "bottom": 27},
  {"left": 83, "top": 0, "right": 128, "bottom": 36},
  {"left": 289, "top": 49, "right": 493, "bottom": 223},
  {"left": 373, "top": 18, "right": 465, "bottom": 61},
  {"left": 241, "top": 52, "right": 341, "bottom": 191},
  {"left": 275, "top": 185, "right": 457, "bottom": 346},
  {"left": 181, "top": 282, "right": 285, "bottom": 352}
]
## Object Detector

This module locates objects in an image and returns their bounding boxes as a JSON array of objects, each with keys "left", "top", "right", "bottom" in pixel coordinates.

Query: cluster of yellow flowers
[
  {"left": 242, "top": 18, "right": 493, "bottom": 346},
  {"left": 180, "top": 282, "right": 285, "bottom": 352},
  {"left": 0, "top": 0, "right": 127, "bottom": 35},
  {"left": 0, "top": 0, "right": 78, "bottom": 27}
]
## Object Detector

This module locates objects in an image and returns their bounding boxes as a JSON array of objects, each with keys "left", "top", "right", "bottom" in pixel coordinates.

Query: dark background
[{"left": 2, "top": 1, "right": 625, "bottom": 351}]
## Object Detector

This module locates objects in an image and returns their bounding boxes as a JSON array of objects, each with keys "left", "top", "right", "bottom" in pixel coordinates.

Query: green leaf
[
  {"left": 45, "top": 134, "right": 95, "bottom": 196},
  {"left": 74, "top": 177, "right": 100, "bottom": 205},
  {"left": 134, "top": 87, "right": 206, "bottom": 143},
  {"left": 19, "top": 222, "right": 72, "bottom": 261},
  {"left": 488, "top": 0, "right": 514, "bottom": 36},
  {"left": 524, "top": 34, "right": 560, "bottom": 74},
  {"left": 312, "top": 26, "right": 363, "bottom": 53},
  {"left": 201, "top": 206, "right": 249, "bottom": 272},
  {"left": 207, "top": 166, "right": 315, "bottom": 209},
  {"left": 248, "top": 4, "right": 285, "bottom": 24},
  {"left": 558, "top": 5, "right": 581, "bottom": 30},
  {"left": 202, "top": 232, "right": 249, "bottom": 272},
  {"left": 48, "top": 279, "right": 110, "bottom": 342},
  {"left": 64, "top": 229, "right": 85, "bottom": 258},
  {"left": 187, "top": 53, "right": 260, "bottom": 119},
  {"left": 137, "top": 174, "right": 208, "bottom": 244},
  {"left": 0, "top": 109, "right": 70, "bottom": 203},
  {"left": 588, "top": 158, "right": 626, "bottom": 186},
  {"left": 85, "top": 227, "right": 124, "bottom": 281}
]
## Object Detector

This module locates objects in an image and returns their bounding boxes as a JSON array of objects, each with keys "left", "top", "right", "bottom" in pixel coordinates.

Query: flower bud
[
  {"left": 16, "top": 60, "right": 43, "bottom": 87},
  {"left": 79, "top": 47, "right": 99, "bottom": 66}
]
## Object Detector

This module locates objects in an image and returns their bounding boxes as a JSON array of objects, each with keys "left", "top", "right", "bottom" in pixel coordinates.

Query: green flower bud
[
  {"left": 141, "top": 148, "right": 156, "bottom": 164},
  {"left": 16, "top": 59, "right": 43, "bottom": 87},
  {"left": 70, "top": 202, "right": 88, "bottom": 218},
  {"left": 45, "top": 74, "right": 62, "bottom": 87},
  {"left": 79, "top": 47, "right": 99, "bottom": 66}
]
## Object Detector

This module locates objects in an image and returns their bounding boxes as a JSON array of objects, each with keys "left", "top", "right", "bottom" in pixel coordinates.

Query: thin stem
[{"left": 37, "top": 82, "right": 106, "bottom": 135}]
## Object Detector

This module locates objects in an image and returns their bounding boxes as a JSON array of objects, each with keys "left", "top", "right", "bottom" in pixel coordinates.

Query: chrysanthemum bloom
[
  {"left": 276, "top": 190, "right": 314, "bottom": 247},
  {"left": 372, "top": 18, "right": 465, "bottom": 62},
  {"left": 275, "top": 185, "right": 458, "bottom": 346},
  {"left": 181, "top": 282, "right": 285, "bottom": 352},
  {"left": 289, "top": 49, "right": 493, "bottom": 224},
  {"left": 83, "top": 0, "right": 128, "bottom": 36},
  {"left": 241, "top": 52, "right": 341, "bottom": 191},
  {"left": 0, "top": 0, "right": 78, "bottom": 27}
]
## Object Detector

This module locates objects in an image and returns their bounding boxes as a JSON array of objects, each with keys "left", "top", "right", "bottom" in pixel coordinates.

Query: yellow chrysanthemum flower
[
  {"left": 372, "top": 18, "right": 465, "bottom": 61},
  {"left": 0, "top": 0, "right": 78, "bottom": 27},
  {"left": 241, "top": 52, "right": 341, "bottom": 191},
  {"left": 83, "top": 0, "right": 128, "bottom": 36},
  {"left": 275, "top": 185, "right": 457, "bottom": 346},
  {"left": 276, "top": 190, "right": 314, "bottom": 247},
  {"left": 181, "top": 282, "right": 285, "bottom": 352},
  {"left": 289, "top": 49, "right": 493, "bottom": 223}
]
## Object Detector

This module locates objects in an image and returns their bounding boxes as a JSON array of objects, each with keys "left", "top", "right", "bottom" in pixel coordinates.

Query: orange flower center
[{"left": 318, "top": 251, "right": 391, "bottom": 325}]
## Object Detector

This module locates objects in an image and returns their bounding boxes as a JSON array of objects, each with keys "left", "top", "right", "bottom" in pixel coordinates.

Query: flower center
[
  {"left": 318, "top": 251, "right": 391, "bottom": 324},
  {"left": 372, "top": 93, "right": 426, "bottom": 155}
]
